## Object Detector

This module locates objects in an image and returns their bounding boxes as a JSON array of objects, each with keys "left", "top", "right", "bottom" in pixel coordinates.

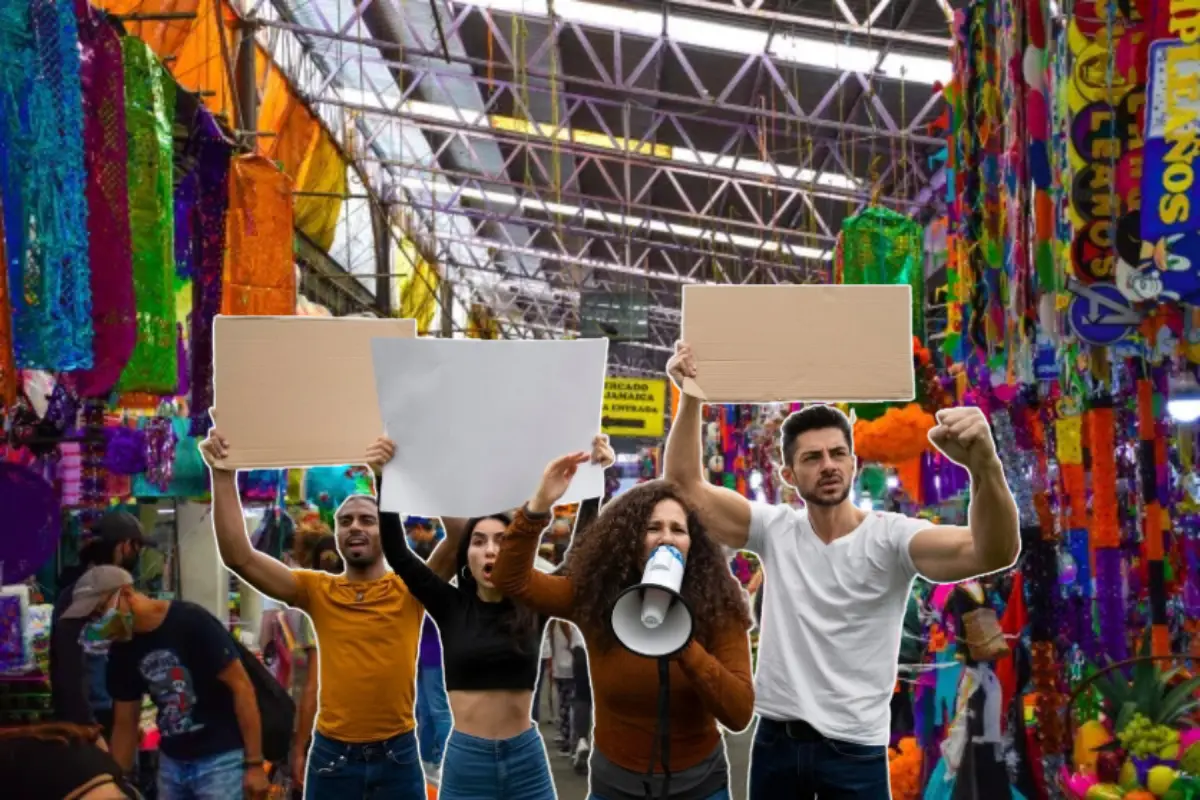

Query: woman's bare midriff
[{"left": 449, "top": 689, "right": 537, "bottom": 740}]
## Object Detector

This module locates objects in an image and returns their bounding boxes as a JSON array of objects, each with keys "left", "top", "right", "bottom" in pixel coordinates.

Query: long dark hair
[
  {"left": 563, "top": 480, "right": 751, "bottom": 652},
  {"left": 458, "top": 514, "right": 540, "bottom": 647}
]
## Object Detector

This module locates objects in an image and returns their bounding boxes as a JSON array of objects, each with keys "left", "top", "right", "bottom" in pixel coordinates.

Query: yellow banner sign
[{"left": 602, "top": 378, "right": 666, "bottom": 438}]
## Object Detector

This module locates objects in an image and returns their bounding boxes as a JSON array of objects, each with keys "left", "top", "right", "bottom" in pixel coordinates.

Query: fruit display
[
  {"left": 1118, "top": 715, "right": 1183, "bottom": 760},
  {"left": 1063, "top": 636, "right": 1200, "bottom": 799}
]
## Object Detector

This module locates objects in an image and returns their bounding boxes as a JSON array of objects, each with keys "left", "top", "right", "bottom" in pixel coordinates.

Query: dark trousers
[{"left": 748, "top": 718, "right": 891, "bottom": 799}]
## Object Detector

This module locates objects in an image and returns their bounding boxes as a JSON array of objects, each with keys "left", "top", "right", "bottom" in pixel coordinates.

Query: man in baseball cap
[
  {"left": 50, "top": 511, "right": 150, "bottom": 742},
  {"left": 65, "top": 563, "right": 270, "bottom": 798},
  {"left": 59, "top": 565, "right": 136, "bottom": 624}
]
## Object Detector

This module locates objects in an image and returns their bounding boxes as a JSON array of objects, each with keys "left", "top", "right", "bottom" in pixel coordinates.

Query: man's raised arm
[
  {"left": 662, "top": 342, "right": 753, "bottom": 550},
  {"left": 202, "top": 430, "right": 300, "bottom": 605}
]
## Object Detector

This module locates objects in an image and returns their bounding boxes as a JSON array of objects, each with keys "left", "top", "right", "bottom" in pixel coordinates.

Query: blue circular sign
[{"left": 1068, "top": 283, "right": 1136, "bottom": 345}]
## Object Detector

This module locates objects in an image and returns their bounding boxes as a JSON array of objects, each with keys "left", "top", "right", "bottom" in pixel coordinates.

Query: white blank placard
[{"left": 372, "top": 338, "right": 609, "bottom": 516}]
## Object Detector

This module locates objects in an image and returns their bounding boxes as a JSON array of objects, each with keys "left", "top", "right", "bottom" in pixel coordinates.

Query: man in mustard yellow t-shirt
[{"left": 201, "top": 432, "right": 458, "bottom": 798}]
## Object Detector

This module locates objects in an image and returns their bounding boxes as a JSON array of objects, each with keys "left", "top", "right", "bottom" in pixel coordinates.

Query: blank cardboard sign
[
  {"left": 212, "top": 316, "right": 417, "bottom": 468},
  {"left": 680, "top": 284, "right": 914, "bottom": 403}
]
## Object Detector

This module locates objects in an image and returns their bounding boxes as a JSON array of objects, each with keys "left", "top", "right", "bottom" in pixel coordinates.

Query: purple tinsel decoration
[
  {"left": 104, "top": 426, "right": 147, "bottom": 475},
  {"left": 186, "top": 110, "right": 231, "bottom": 437},
  {"left": 921, "top": 451, "right": 969, "bottom": 505},
  {"left": 143, "top": 416, "right": 177, "bottom": 492},
  {"left": 0, "top": 462, "right": 62, "bottom": 583},
  {"left": 175, "top": 323, "right": 189, "bottom": 396},
  {"left": 1184, "top": 535, "right": 1200, "bottom": 618},
  {"left": 1095, "top": 547, "right": 1128, "bottom": 662}
]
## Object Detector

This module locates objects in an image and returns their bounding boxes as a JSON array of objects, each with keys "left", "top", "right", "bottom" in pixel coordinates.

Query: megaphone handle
[
  {"left": 640, "top": 658, "right": 673, "bottom": 800},
  {"left": 658, "top": 658, "right": 671, "bottom": 800}
]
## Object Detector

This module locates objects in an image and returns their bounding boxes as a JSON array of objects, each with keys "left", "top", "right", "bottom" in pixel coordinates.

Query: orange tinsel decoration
[
  {"left": 853, "top": 403, "right": 936, "bottom": 464},
  {"left": 888, "top": 737, "right": 922, "bottom": 800}
]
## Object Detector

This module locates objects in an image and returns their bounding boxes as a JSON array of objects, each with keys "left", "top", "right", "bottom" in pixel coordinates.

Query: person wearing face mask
[
  {"left": 493, "top": 449, "right": 755, "bottom": 800},
  {"left": 58, "top": 566, "right": 268, "bottom": 799},
  {"left": 200, "top": 429, "right": 468, "bottom": 798},
  {"left": 663, "top": 342, "right": 1020, "bottom": 798},
  {"left": 51, "top": 511, "right": 149, "bottom": 743},
  {"left": 369, "top": 435, "right": 594, "bottom": 800}
]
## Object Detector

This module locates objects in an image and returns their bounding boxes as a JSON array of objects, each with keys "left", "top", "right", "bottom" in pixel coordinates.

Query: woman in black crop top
[{"left": 374, "top": 439, "right": 557, "bottom": 800}]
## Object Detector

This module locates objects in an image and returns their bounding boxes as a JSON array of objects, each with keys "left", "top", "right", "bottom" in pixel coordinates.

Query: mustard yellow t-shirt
[{"left": 291, "top": 570, "right": 423, "bottom": 743}]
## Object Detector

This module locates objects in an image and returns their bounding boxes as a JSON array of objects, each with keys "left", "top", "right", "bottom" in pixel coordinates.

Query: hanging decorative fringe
[
  {"left": 117, "top": 38, "right": 177, "bottom": 394},
  {"left": 72, "top": 0, "right": 134, "bottom": 397},
  {"left": 0, "top": 215, "right": 14, "bottom": 409},
  {"left": 221, "top": 154, "right": 296, "bottom": 316},
  {"left": 173, "top": 98, "right": 231, "bottom": 437},
  {"left": 0, "top": 0, "right": 93, "bottom": 372},
  {"left": 838, "top": 206, "right": 925, "bottom": 339}
]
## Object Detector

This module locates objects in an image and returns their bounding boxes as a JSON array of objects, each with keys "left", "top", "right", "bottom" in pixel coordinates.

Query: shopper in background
[
  {"left": 494, "top": 447, "right": 754, "bottom": 800},
  {"left": 411, "top": 529, "right": 453, "bottom": 783},
  {"left": 201, "top": 428, "right": 467, "bottom": 799},
  {"left": 0, "top": 722, "right": 138, "bottom": 799},
  {"left": 664, "top": 341, "right": 1020, "bottom": 799},
  {"left": 373, "top": 436, "right": 563, "bottom": 800},
  {"left": 51, "top": 510, "right": 149, "bottom": 742},
  {"left": 59, "top": 566, "right": 268, "bottom": 799},
  {"left": 544, "top": 620, "right": 583, "bottom": 756}
]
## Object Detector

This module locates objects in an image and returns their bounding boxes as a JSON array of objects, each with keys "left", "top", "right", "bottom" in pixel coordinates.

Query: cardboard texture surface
[
  {"left": 213, "top": 316, "right": 417, "bottom": 468},
  {"left": 681, "top": 285, "right": 915, "bottom": 403}
]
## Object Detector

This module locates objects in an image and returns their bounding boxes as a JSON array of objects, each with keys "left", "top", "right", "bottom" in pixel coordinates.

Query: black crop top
[{"left": 378, "top": 496, "right": 544, "bottom": 692}]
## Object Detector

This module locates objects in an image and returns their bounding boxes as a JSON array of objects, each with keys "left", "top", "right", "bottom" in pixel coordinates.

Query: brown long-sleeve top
[{"left": 493, "top": 507, "right": 755, "bottom": 774}]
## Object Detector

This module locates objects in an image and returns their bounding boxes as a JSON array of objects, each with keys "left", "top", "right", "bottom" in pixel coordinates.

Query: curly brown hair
[{"left": 563, "top": 480, "right": 751, "bottom": 652}]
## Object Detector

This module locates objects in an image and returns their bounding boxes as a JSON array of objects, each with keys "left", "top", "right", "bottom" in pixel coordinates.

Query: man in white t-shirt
[{"left": 662, "top": 342, "right": 1021, "bottom": 798}]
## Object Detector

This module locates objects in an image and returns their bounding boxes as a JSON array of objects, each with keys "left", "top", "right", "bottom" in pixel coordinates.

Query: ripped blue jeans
[{"left": 304, "top": 729, "right": 426, "bottom": 799}]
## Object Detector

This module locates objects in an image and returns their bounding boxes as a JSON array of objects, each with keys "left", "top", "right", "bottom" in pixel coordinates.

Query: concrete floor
[{"left": 538, "top": 695, "right": 753, "bottom": 799}]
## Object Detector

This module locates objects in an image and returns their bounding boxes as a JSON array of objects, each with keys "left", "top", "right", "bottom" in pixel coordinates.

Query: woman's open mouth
[{"left": 482, "top": 564, "right": 494, "bottom": 577}]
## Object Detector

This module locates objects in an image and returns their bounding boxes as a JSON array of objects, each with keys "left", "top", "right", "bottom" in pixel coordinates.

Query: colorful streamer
[
  {"left": 221, "top": 154, "right": 296, "bottom": 316},
  {"left": 0, "top": 0, "right": 94, "bottom": 371},
  {"left": 72, "top": 0, "right": 134, "bottom": 397},
  {"left": 117, "top": 37, "right": 178, "bottom": 394}
]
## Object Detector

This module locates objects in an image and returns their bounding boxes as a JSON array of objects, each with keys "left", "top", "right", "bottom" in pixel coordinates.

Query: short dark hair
[{"left": 780, "top": 405, "right": 854, "bottom": 467}]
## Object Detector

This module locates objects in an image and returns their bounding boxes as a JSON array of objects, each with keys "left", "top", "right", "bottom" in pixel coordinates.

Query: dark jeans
[
  {"left": 748, "top": 718, "right": 890, "bottom": 799},
  {"left": 440, "top": 726, "right": 555, "bottom": 800},
  {"left": 304, "top": 729, "right": 426, "bottom": 799}
]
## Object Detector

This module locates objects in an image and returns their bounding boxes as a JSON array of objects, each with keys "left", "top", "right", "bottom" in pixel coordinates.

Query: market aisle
[{"left": 540, "top": 717, "right": 752, "bottom": 799}]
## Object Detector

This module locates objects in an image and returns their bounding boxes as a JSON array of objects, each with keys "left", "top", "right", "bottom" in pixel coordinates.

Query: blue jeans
[
  {"left": 158, "top": 748, "right": 244, "bottom": 800},
  {"left": 304, "top": 729, "right": 426, "bottom": 799},
  {"left": 588, "top": 792, "right": 729, "bottom": 800},
  {"left": 748, "top": 718, "right": 889, "bottom": 799},
  {"left": 416, "top": 663, "right": 452, "bottom": 764},
  {"left": 440, "top": 726, "right": 555, "bottom": 800}
]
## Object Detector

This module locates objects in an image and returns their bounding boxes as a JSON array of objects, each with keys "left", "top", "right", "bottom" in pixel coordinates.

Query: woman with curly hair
[
  {"left": 0, "top": 722, "right": 138, "bottom": 799},
  {"left": 493, "top": 447, "right": 755, "bottom": 800}
]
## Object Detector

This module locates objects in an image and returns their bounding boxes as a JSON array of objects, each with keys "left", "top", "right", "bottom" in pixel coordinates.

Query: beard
[
  {"left": 800, "top": 482, "right": 851, "bottom": 508},
  {"left": 342, "top": 550, "right": 377, "bottom": 568}
]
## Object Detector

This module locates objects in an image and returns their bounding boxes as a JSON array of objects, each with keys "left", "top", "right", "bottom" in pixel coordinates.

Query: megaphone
[{"left": 610, "top": 545, "right": 694, "bottom": 658}]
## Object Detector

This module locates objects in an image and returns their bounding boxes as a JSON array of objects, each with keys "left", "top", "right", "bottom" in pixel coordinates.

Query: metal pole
[{"left": 235, "top": 17, "right": 259, "bottom": 147}]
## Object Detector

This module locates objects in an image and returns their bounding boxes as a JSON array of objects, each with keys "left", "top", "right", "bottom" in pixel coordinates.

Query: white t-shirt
[
  {"left": 542, "top": 621, "right": 585, "bottom": 679},
  {"left": 747, "top": 502, "right": 930, "bottom": 745}
]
